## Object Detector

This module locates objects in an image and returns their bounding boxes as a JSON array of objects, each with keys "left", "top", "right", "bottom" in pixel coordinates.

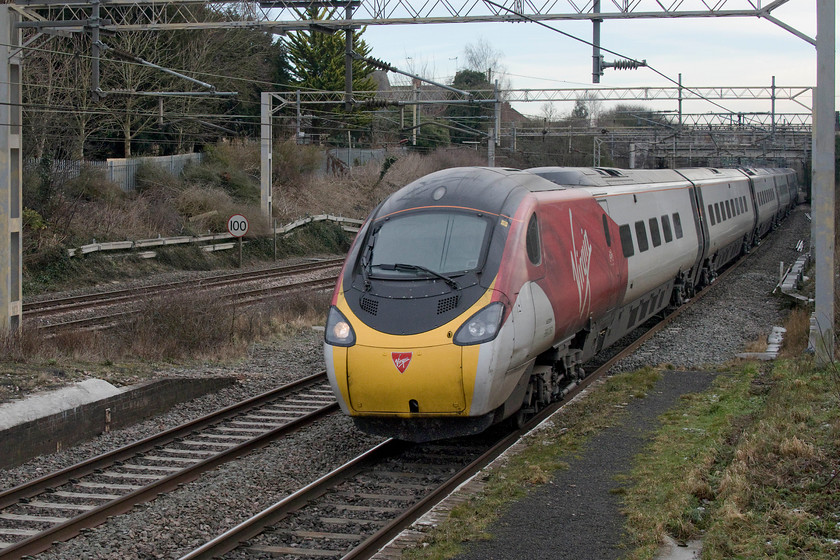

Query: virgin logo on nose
[{"left": 391, "top": 352, "right": 412, "bottom": 373}]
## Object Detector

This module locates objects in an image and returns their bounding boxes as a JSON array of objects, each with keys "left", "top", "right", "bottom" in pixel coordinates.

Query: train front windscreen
[{"left": 368, "top": 211, "right": 491, "bottom": 277}]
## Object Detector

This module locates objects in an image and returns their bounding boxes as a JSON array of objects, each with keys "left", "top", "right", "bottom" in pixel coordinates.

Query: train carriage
[
  {"left": 324, "top": 166, "right": 797, "bottom": 442},
  {"left": 744, "top": 168, "right": 781, "bottom": 238},
  {"left": 679, "top": 168, "right": 756, "bottom": 280}
]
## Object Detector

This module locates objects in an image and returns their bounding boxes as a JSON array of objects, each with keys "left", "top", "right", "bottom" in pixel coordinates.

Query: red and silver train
[{"left": 324, "top": 166, "right": 798, "bottom": 441}]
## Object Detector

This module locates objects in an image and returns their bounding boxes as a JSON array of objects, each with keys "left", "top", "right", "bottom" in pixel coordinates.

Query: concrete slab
[{"left": 0, "top": 379, "right": 122, "bottom": 431}]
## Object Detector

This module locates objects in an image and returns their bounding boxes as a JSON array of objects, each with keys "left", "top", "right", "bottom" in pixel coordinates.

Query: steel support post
[
  {"left": 813, "top": 0, "right": 835, "bottom": 364},
  {"left": 592, "top": 0, "right": 601, "bottom": 83},
  {"left": 0, "top": 6, "right": 22, "bottom": 333},
  {"left": 260, "top": 92, "right": 272, "bottom": 220}
]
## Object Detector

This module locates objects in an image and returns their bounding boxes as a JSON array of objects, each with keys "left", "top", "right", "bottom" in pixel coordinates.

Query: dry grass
[
  {"left": 0, "top": 288, "right": 332, "bottom": 403},
  {"left": 780, "top": 307, "right": 812, "bottom": 357},
  {"left": 271, "top": 147, "right": 486, "bottom": 223}
]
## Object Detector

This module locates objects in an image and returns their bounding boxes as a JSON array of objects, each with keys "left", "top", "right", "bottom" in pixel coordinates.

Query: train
[{"left": 323, "top": 166, "right": 798, "bottom": 442}]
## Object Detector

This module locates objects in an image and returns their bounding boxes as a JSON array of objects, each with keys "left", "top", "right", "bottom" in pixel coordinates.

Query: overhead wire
[{"left": 481, "top": 0, "right": 767, "bottom": 126}]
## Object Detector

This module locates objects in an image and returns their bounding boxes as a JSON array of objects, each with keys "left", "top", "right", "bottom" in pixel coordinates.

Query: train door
[
  {"left": 592, "top": 198, "right": 624, "bottom": 353},
  {"left": 511, "top": 212, "right": 546, "bottom": 366}
]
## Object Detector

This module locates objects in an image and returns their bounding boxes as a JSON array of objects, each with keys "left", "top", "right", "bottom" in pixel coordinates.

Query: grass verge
[{"left": 622, "top": 358, "right": 840, "bottom": 559}]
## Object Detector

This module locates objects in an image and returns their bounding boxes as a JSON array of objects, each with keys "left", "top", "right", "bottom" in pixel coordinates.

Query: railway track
[
  {"left": 0, "top": 242, "right": 765, "bottom": 560},
  {"left": 26, "top": 258, "right": 343, "bottom": 335},
  {"left": 178, "top": 247, "right": 753, "bottom": 560},
  {"left": 0, "top": 373, "right": 338, "bottom": 559}
]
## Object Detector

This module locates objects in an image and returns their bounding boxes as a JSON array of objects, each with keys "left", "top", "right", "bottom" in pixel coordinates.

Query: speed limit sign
[{"left": 227, "top": 214, "right": 249, "bottom": 237}]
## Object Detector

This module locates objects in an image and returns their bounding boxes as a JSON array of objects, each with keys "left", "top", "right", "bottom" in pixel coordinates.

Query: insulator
[
  {"left": 359, "top": 99, "right": 392, "bottom": 108},
  {"left": 608, "top": 59, "right": 647, "bottom": 71},
  {"left": 365, "top": 56, "right": 397, "bottom": 73}
]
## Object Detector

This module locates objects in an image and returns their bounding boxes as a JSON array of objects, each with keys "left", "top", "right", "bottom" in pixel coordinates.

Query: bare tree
[
  {"left": 23, "top": 34, "right": 103, "bottom": 160},
  {"left": 541, "top": 102, "right": 560, "bottom": 124},
  {"left": 461, "top": 37, "right": 511, "bottom": 94},
  {"left": 98, "top": 28, "right": 181, "bottom": 157}
]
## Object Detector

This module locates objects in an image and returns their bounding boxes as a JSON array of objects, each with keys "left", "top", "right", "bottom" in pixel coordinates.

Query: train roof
[
  {"left": 526, "top": 166, "right": 689, "bottom": 188},
  {"left": 375, "top": 167, "right": 567, "bottom": 221}
]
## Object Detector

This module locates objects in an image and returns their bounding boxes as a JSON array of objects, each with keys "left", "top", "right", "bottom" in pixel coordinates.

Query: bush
[
  {"left": 273, "top": 139, "right": 323, "bottom": 186},
  {"left": 182, "top": 161, "right": 259, "bottom": 203},
  {"left": 64, "top": 166, "right": 124, "bottom": 203},
  {"left": 134, "top": 162, "right": 183, "bottom": 196},
  {"left": 120, "top": 292, "right": 235, "bottom": 359}
]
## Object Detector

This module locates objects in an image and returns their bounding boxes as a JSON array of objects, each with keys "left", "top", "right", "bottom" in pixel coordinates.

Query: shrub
[{"left": 64, "top": 166, "right": 124, "bottom": 203}]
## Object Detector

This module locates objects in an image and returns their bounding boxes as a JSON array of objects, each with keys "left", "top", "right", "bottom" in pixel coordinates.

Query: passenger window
[
  {"left": 661, "top": 215, "right": 673, "bottom": 242},
  {"left": 526, "top": 213, "right": 541, "bottom": 265},
  {"left": 726, "top": 200, "right": 732, "bottom": 219},
  {"left": 714, "top": 203, "right": 721, "bottom": 223},
  {"left": 672, "top": 213, "right": 683, "bottom": 238},
  {"left": 649, "top": 218, "right": 661, "bottom": 247},
  {"left": 602, "top": 214, "right": 611, "bottom": 247},
  {"left": 619, "top": 224, "right": 634, "bottom": 257},
  {"left": 708, "top": 205, "right": 715, "bottom": 226},
  {"left": 635, "top": 221, "right": 649, "bottom": 252}
]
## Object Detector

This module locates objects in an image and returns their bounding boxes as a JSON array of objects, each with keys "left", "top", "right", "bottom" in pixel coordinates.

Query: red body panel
[{"left": 493, "top": 190, "right": 628, "bottom": 342}]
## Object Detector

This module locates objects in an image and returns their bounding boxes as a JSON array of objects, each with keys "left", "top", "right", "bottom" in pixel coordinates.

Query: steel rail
[
  {"left": 179, "top": 439, "right": 412, "bottom": 560},
  {"left": 0, "top": 372, "right": 337, "bottom": 559},
  {"left": 23, "top": 258, "right": 344, "bottom": 315},
  {"left": 34, "top": 276, "right": 338, "bottom": 336}
]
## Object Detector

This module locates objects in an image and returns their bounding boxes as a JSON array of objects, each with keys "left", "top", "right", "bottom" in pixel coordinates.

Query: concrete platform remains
[
  {"left": 1, "top": 376, "right": 236, "bottom": 469},
  {"left": 0, "top": 379, "right": 123, "bottom": 431}
]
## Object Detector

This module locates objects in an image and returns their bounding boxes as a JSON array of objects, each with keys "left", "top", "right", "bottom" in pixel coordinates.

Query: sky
[{"left": 361, "top": 1, "right": 834, "bottom": 120}]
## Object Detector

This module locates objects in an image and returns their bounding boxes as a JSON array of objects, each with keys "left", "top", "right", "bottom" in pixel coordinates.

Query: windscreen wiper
[
  {"left": 377, "top": 263, "right": 460, "bottom": 291},
  {"left": 359, "top": 227, "right": 379, "bottom": 291}
]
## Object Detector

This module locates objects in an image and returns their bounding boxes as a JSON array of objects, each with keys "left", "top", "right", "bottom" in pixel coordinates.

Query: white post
[{"left": 260, "top": 92, "right": 272, "bottom": 220}]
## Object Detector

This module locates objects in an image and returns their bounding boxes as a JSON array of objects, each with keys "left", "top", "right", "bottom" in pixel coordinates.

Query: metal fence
[{"left": 28, "top": 153, "right": 204, "bottom": 192}]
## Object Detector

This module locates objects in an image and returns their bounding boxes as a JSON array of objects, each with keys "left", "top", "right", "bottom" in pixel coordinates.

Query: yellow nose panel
[{"left": 347, "top": 344, "right": 465, "bottom": 415}]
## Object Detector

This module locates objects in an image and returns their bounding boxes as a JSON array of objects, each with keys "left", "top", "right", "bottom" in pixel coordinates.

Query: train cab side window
[
  {"left": 619, "top": 224, "right": 634, "bottom": 257},
  {"left": 602, "top": 214, "right": 611, "bottom": 247},
  {"left": 708, "top": 205, "right": 715, "bottom": 226},
  {"left": 672, "top": 213, "right": 683, "bottom": 238},
  {"left": 635, "top": 221, "right": 649, "bottom": 252},
  {"left": 526, "top": 213, "right": 541, "bottom": 265},
  {"left": 714, "top": 203, "right": 722, "bottom": 223},
  {"left": 648, "top": 218, "right": 662, "bottom": 247}
]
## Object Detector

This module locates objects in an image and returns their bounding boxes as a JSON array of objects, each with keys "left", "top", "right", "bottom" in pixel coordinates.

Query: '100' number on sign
[{"left": 227, "top": 214, "right": 249, "bottom": 237}]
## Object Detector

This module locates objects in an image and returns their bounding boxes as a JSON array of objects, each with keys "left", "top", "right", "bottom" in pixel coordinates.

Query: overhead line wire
[{"left": 481, "top": 0, "right": 765, "bottom": 125}]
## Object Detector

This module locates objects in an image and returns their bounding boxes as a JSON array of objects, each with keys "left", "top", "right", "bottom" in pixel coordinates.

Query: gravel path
[{"left": 0, "top": 206, "right": 810, "bottom": 559}]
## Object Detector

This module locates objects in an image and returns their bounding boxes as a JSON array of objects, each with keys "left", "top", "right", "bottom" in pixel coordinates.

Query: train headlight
[
  {"left": 454, "top": 302, "right": 505, "bottom": 346},
  {"left": 325, "top": 306, "right": 356, "bottom": 347}
]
